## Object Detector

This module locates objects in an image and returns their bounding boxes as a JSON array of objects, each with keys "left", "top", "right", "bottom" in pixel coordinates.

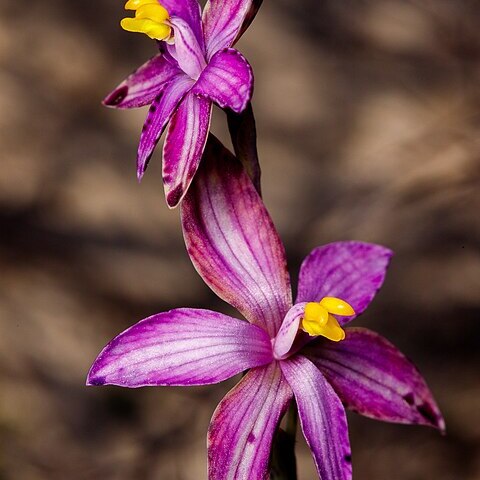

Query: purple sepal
[
  {"left": 304, "top": 328, "right": 446, "bottom": 431},
  {"left": 87, "top": 308, "right": 273, "bottom": 388},
  {"left": 136, "top": 76, "right": 194, "bottom": 180},
  {"left": 236, "top": 0, "right": 263, "bottom": 42},
  {"left": 203, "top": 0, "right": 255, "bottom": 58},
  {"left": 161, "top": 0, "right": 204, "bottom": 50},
  {"left": 192, "top": 48, "right": 253, "bottom": 113},
  {"left": 296, "top": 241, "right": 393, "bottom": 325},
  {"left": 103, "top": 54, "right": 182, "bottom": 109},
  {"left": 168, "top": 16, "right": 206, "bottom": 80},
  {"left": 273, "top": 303, "right": 306, "bottom": 360},
  {"left": 163, "top": 93, "right": 212, "bottom": 208},
  {"left": 208, "top": 363, "right": 292, "bottom": 479},
  {"left": 181, "top": 136, "right": 292, "bottom": 338},
  {"left": 281, "top": 356, "right": 352, "bottom": 480}
]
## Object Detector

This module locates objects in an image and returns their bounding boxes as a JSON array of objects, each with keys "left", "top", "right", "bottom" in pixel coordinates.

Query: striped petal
[
  {"left": 137, "top": 75, "right": 194, "bottom": 179},
  {"left": 168, "top": 16, "right": 206, "bottom": 80},
  {"left": 281, "top": 356, "right": 352, "bottom": 480},
  {"left": 87, "top": 308, "right": 273, "bottom": 387},
  {"left": 273, "top": 303, "right": 306, "bottom": 360},
  {"left": 192, "top": 48, "right": 253, "bottom": 113},
  {"left": 304, "top": 328, "right": 445, "bottom": 431},
  {"left": 208, "top": 362, "right": 292, "bottom": 479},
  {"left": 103, "top": 54, "right": 183, "bottom": 109},
  {"left": 160, "top": 0, "right": 204, "bottom": 49},
  {"left": 181, "top": 136, "right": 292, "bottom": 338},
  {"left": 296, "top": 241, "right": 393, "bottom": 325},
  {"left": 162, "top": 92, "right": 212, "bottom": 208},
  {"left": 203, "top": 0, "right": 254, "bottom": 58},
  {"left": 237, "top": 0, "right": 263, "bottom": 40}
]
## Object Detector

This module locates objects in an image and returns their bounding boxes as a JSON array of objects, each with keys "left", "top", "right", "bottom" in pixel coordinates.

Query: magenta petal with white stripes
[
  {"left": 304, "top": 328, "right": 445, "bottom": 431},
  {"left": 237, "top": 0, "right": 263, "bottom": 40},
  {"left": 87, "top": 308, "right": 273, "bottom": 388},
  {"left": 203, "top": 0, "right": 255, "bottom": 58},
  {"left": 273, "top": 303, "right": 306, "bottom": 360},
  {"left": 137, "top": 76, "right": 194, "bottom": 180},
  {"left": 281, "top": 356, "right": 352, "bottom": 480},
  {"left": 168, "top": 16, "right": 206, "bottom": 80},
  {"left": 181, "top": 138, "right": 292, "bottom": 337},
  {"left": 161, "top": 0, "right": 203, "bottom": 48},
  {"left": 192, "top": 48, "right": 253, "bottom": 113},
  {"left": 296, "top": 241, "right": 393, "bottom": 325},
  {"left": 208, "top": 363, "right": 292, "bottom": 479},
  {"left": 163, "top": 93, "right": 212, "bottom": 208},
  {"left": 103, "top": 54, "right": 183, "bottom": 109}
]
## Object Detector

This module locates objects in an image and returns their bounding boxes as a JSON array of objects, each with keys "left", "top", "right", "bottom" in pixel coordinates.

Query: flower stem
[
  {"left": 270, "top": 401, "right": 298, "bottom": 480},
  {"left": 285, "top": 400, "right": 298, "bottom": 439},
  {"left": 227, "top": 102, "right": 262, "bottom": 196}
]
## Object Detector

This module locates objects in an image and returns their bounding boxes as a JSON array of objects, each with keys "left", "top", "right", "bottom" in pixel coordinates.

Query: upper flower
[
  {"left": 87, "top": 138, "right": 444, "bottom": 479},
  {"left": 104, "top": 0, "right": 257, "bottom": 207}
]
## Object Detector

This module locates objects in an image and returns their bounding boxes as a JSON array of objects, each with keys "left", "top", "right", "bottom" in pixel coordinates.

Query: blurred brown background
[{"left": 0, "top": 0, "right": 479, "bottom": 478}]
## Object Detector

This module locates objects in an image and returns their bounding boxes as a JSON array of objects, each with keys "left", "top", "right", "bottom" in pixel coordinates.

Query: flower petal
[
  {"left": 137, "top": 75, "right": 194, "bottom": 179},
  {"left": 192, "top": 48, "right": 253, "bottom": 113},
  {"left": 203, "top": 0, "right": 254, "bottom": 58},
  {"left": 181, "top": 136, "right": 292, "bottom": 338},
  {"left": 103, "top": 54, "right": 183, "bottom": 109},
  {"left": 273, "top": 303, "right": 307, "bottom": 360},
  {"left": 280, "top": 356, "right": 352, "bottom": 480},
  {"left": 208, "top": 362, "right": 292, "bottom": 479},
  {"left": 87, "top": 308, "right": 273, "bottom": 387},
  {"left": 163, "top": 92, "right": 212, "bottom": 208},
  {"left": 296, "top": 241, "right": 393, "bottom": 325},
  {"left": 168, "top": 16, "right": 206, "bottom": 80},
  {"left": 160, "top": 0, "right": 204, "bottom": 49},
  {"left": 304, "top": 328, "right": 445, "bottom": 431},
  {"left": 237, "top": 0, "right": 263, "bottom": 40}
]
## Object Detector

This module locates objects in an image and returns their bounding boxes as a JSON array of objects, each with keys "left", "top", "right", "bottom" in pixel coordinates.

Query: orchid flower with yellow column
[
  {"left": 104, "top": 0, "right": 257, "bottom": 207},
  {"left": 87, "top": 139, "right": 444, "bottom": 480}
]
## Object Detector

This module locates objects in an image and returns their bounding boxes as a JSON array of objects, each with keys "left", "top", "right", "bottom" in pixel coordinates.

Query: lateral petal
[
  {"left": 103, "top": 54, "right": 183, "bottom": 109},
  {"left": 208, "top": 363, "right": 292, "bottom": 479},
  {"left": 203, "top": 0, "right": 254, "bottom": 58},
  {"left": 168, "top": 16, "right": 206, "bottom": 80},
  {"left": 181, "top": 136, "right": 292, "bottom": 338},
  {"left": 237, "top": 0, "right": 263, "bottom": 41},
  {"left": 160, "top": 0, "right": 204, "bottom": 49},
  {"left": 281, "top": 356, "right": 352, "bottom": 480},
  {"left": 297, "top": 241, "right": 393, "bottom": 325},
  {"left": 192, "top": 48, "right": 253, "bottom": 113},
  {"left": 162, "top": 92, "right": 212, "bottom": 208},
  {"left": 273, "top": 303, "right": 306, "bottom": 360},
  {"left": 304, "top": 328, "right": 445, "bottom": 431},
  {"left": 137, "top": 75, "right": 194, "bottom": 179},
  {"left": 87, "top": 308, "right": 273, "bottom": 387}
]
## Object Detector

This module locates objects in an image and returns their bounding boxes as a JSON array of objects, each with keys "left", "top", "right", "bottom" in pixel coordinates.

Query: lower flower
[{"left": 87, "top": 137, "right": 444, "bottom": 480}]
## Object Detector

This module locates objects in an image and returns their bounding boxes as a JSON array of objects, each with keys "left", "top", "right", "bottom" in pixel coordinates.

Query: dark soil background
[{"left": 0, "top": 0, "right": 479, "bottom": 478}]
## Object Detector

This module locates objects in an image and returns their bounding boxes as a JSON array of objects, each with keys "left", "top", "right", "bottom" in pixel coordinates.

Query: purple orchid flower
[
  {"left": 104, "top": 0, "right": 257, "bottom": 208},
  {"left": 87, "top": 139, "right": 444, "bottom": 479}
]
